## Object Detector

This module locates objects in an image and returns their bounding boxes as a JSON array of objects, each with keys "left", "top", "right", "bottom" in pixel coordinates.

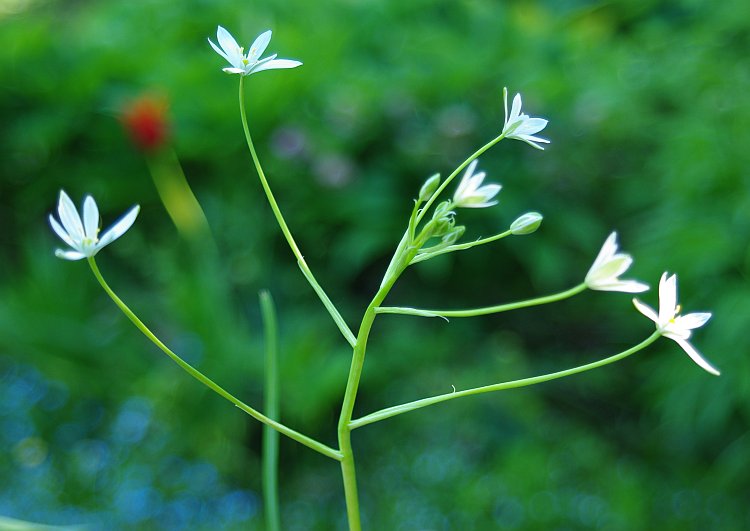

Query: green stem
[
  {"left": 337, "top": 272, "right": 402, "bottom": 531},
  {"left": 416, "top": 132, "right": 506, "bottom": 226},
  {"left": 260, "top": 290, "right": 281, "bottom": 531},
  {"left": 238, "top": 77, "right": 355, "bottom": 347},
  {"left": 87, "top": 257, "right": 342, "bottom": 461},
  {"left": 411, "top": 229, "right": 513, "bottom": 264},
  {"left": 350, "top": 332, "right": 661, "bottom": 429},
  {"left": 376, "top": 283, "right": 587, "bottom": 318}
]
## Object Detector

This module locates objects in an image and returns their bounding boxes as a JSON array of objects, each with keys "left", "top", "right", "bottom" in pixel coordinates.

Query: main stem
[{"left": 337, "top": 260, "right": 407, "bottom": 530}]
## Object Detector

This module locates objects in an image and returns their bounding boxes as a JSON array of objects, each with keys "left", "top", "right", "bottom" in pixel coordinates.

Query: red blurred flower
[{"left": 121, "top": 94, "right": 170, "bottom": 152}]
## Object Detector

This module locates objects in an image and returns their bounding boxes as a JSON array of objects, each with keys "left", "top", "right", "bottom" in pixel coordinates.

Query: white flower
[
  {"left": 633, "top": 273, "right": 718, "bottom": 376},
  {"left": 452, "top": 160, "right": 501, "bottom": 209},
  {"left": 209, "top": 26, "right": 302, "bottom": 76},
  {"left": 585, "top": 232, "right": 649, "bottom": 293},
  {"left": 502, "top": 87, "right": 549, "bottom": 150},
  {"left": 49, "top": 191, "right": 140, "bottom": 261}
]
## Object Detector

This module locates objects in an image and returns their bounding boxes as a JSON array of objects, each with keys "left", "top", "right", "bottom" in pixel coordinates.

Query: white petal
[
  {"left": 454, "top": 160, "right": 479, "bottom": 201},
  {"left": 222, "top": 67, "right": 246, "bottom": 74},
  {"left": 675, "top": 312, "right": 712, "bottom": 330},
  {"left": 503, "top": 87, "right": 509, "bottom": 125},
  {"left": 515, "top": 117, "right": 548, "bottom": 135},
  {"left": 509, "top": 94, "right": 522, "bottom": 124},
  {"left": 673, "top": 338, "right": 720, "bottom": 376},
  {"left": 82, "top": 195, "right": 99, "bottom": 241},
  {"left": 55, "top": 249, "right": 86, "bottom": 261},
  {"left": 49, "top": 215, "right": 76, "bottom": 248},
  {"left": 57, "top": 191, "right": 84, "bottom": 242},
  {"left": 587, "top": 232, "right": 617, "bottom": 276},
  {"left": 592, "top": 279, "right": 649, "bottom": 293},
  {"left": 658, "top": 273, "right": 677, "bottom": 323},
  {"left": 98, "top": 205, "right": 140, "bottom": 248},
  {"left": 251, "top": 58, "right": 303, "bottom": 73},
  {"left": 463, "top": 159, "right": 479, "bottom": 178},
  {"left": 247, "top": 30, "right": 273, "bottom": 63},
  {"left": 208, "top": 38, "right": 232, "bottom": 64},
  {"left": 216, "top": 26, "right": 243, "bottom": 66},
  {"left": 461, "top": 199, "right": 498, "bottom": 209},
  {"left": 633, "top": 298, "right": 658, "bottom": 323},
  {"left": 519, "top": 138, "right": 547, "bottom": 150},
  {"left": 216, "top": 26, "right": 240, "bottom": 54},
  {"left": 480, "top": 183, "right": 501, "bottom": 197}
]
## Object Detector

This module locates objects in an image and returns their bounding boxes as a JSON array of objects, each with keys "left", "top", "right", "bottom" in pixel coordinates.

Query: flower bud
[
  {"left": 510, "top": 212, "right": 543, "bottom": 235},
  {"left": 432, "top": 200, "right": 454, "bottom": 219},
  {"left": 441, "top": 225, "right": 465, "bottom": 245},
  {"left": 418, "top": 173, "right": 441, "bottom": 202},
  {"left": 431, "top": 216, "right": 455, "bottom": 238}
]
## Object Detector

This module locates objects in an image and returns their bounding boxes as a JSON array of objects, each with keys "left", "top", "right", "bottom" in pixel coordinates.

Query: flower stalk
[
  {"left": 87, "top": 257, "right": 342, "bottom": 461},
  {"left": 350, "top": 332, "right": 662, "bottom": 429},
  {"left": 238, "top": 76, "right": 356, "bottom": 348}
]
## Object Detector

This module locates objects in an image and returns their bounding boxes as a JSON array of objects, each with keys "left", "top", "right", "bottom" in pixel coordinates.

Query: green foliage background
[{"left": 1, "top": 0, "right": 748, "bottom": 529}]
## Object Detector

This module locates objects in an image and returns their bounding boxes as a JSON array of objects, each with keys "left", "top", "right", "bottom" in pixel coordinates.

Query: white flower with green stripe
[
  {"left": 502, "top": 87, "right": 549, "bottom": 150},
  {"left": 209, "top": 26, "right": 302, "bottom": 76},
  {"left": 585, "top": 232, "right": 649, "bottom": 293},
  {"left": 49, "top": 191, "right": 139, "bottom": 260},
  {"left": 633, "top": 272, "right": 718, "bottom": 376}
]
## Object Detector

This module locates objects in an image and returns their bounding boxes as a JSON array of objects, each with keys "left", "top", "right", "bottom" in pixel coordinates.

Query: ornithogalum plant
[{"left": 48, "top": 25, "right": 720, "bottom": 531}]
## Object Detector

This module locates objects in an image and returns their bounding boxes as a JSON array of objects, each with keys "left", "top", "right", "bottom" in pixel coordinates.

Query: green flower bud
[
  {"left": 418, "top": 173, "right": 441, "bottom": 202},
  {"left": 510, "top": 212, "right": 543, "bottom": 235},
  {"left": 441, "top": 225, "right": 465, "bottom": 245},
  {"left": 432, "top": 200, "right": 454, "bottom": 219}
]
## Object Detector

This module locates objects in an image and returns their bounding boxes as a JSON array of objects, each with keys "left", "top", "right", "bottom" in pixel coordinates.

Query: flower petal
[
  {"left": 515, "top": 117, "right": 548, "bottom": 135},
  {"left": 97, "top": 205, "right": 140, "bottom": 248},
  {"left": 633, "top": 298, "right": 659, "bottom": 324},
  {"left": 590, "top": 254, "right": 632, "bottom": 284},
  {"left": 216, "top": 26, "right": 243, "bottom": 67},
  {"left": 216, "top": 26, "right": 240, "bottom": 53},
  {"left": 49, "top": 214, "right": 76, "bottom": 248},
  {"left": 592, "top": 279, "right": 649, "bottom": 293},
  {"left": 508, "top": 93, "right": 522, "bottom": 124},
  {"left": 518, "top": 137, "right": 548, "bottom": 150},
  {"left": 251, "top": 58, "right": 303, "bottom": 73},
  {"left": 57, "top": 190, "right": 84, "bottom": 242},
  {"left": 247, "top": 30, "right": 273, "bottom": 63},
  {"left": 82, "top": 195, "right": 99, "bottom": 241},
  {"left": 55, "top": 249, "right": 86, "bottom": 261},
  {"left": 657, "top": 273, "right": 677, "bottom": 323},
  {"left": 208, "top": 38, "right": 232, "bottom": 64},
  {"left": 673, "top": 337, "right": 720, "bottom": 376},
  {"left": 675, "top": 312, "right": 712, "bottom": 330},
  {"left": 503, "top": 87, "right": 515, "bottom": 127}
]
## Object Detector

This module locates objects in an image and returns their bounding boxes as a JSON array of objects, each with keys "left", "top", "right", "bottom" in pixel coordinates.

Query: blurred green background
[{"left": 1, "top": 0, "right": 748, "bottom": 529}]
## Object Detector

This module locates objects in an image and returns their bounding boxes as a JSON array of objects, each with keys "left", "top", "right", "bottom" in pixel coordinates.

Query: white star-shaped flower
[
  {"left": 633, "top": 273, "right": 718, "bottom": 376},
  {"left": 209, "top": 26, "right": 302, "bottom": 76},
  {"left": 49, "top": 191, "right": 139, "bottom": 260},
  {"left": 585, "top": 232, "right": 649, "bottom": 293},
  {"left": 452, "top": 159, "right": 501, "bottom": 209},
  {"left": 502, "top": 87, "right": 549, "bottom": 150}
]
